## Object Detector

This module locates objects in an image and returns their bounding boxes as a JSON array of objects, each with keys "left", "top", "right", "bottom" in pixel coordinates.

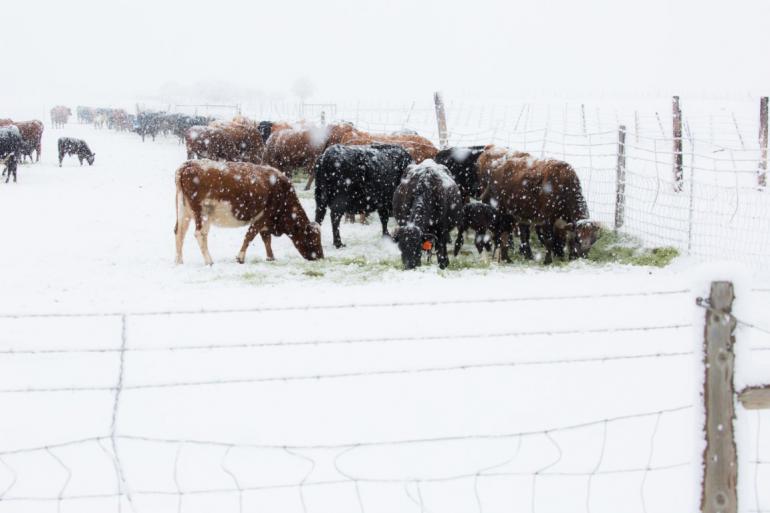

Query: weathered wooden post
[
  {"left": 614, "top": 125, "right": 627, "bottom": 230},
  {"left": 673, "top": 96, "right": 684, "bottom": 192},
  {"left": 758, "top": 96, "right": 768, "bottom": 188},
  {"left": 581, "top": 104, "right": 587, "bottom": 136},
  {"left": 698, "top": 282, "right": 737, "bottom": 513},
  {"left": 433, "top": 92, "right": 449, "bottom": 149}
]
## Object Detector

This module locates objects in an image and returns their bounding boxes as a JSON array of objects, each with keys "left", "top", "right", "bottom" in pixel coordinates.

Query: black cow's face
[
  {"left": 397, "top": 225, "right": 423, "bottom": 270},
  {"left": 87, "top": 154, "right": 95, "bottom": 166}
]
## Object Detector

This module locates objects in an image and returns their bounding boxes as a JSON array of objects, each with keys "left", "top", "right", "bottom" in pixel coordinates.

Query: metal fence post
[
  {"left": 759, "top": 96, "right": 768, "bottom": 188},
  {"left": 433, "top": 92, "right": 449, "bottom": 149},
  {"left": 698, "top": 282, "right": 737, "bottom": 513},
  {"left": 614, "top": 125, "right": 627, "bottom": 230},
  {"left": 673, "top": 96, "right": 683, "bottom": 192}
]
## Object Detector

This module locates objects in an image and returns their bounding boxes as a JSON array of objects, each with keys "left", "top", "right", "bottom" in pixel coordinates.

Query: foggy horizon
[{"left": 4, "top": 0, "right": 768, "bottom": 116}]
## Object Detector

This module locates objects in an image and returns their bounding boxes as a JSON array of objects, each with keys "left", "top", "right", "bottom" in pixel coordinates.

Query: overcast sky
[{"left": 3, "top": 0, "right": 768, "bottom": 112}]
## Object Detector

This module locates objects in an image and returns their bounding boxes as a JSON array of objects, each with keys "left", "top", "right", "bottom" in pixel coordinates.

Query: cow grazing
[
  {"left": 174, "top": 160, "right": 323, "bottom": 265},
  {"left": 2, "top": 154, "right": 18, "bottom": 183},
  {"left": 453, "top": 202, "right": 507, "bottom": 257},
  {"left": 481, "top": 157, "right": 600, "bottom": 264},
  {"left": 392, "top": 160, "right": 463, "bottom": 270},
  {"left": 434, "top": 146, "right": 486, "bottom": 201},
  {"left": 314, "top": 144, "right": 413, "bottom": 248},
  {"left": 50, "top": 106, "right": 72, "bottom": 128},
  {"left": 58, "top": 137, "right": 95, "bottom": 166}
]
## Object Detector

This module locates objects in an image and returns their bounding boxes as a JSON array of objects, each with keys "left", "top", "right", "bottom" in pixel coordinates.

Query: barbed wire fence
[{"left": 0, "top": 287, "right": 768, "bottom": 513}]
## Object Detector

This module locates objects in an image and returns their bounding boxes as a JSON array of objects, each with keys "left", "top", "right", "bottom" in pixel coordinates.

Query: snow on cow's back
[{"left": 402, "top": 159, "right": 458, "bottom": 189}]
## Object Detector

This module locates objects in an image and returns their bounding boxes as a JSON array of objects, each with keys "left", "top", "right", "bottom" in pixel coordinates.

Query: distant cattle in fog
[{"left": 50, "top": 106, "right": 72, "bottom": 128}]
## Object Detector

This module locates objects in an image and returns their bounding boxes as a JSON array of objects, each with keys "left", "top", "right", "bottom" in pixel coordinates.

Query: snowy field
[{"left": 1, "top": 123, "right": 769, "bottom": 512}]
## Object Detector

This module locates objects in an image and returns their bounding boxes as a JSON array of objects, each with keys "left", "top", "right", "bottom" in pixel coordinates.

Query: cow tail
[{"left": 174, "top": 171, "right": 183, "bottom": 234}]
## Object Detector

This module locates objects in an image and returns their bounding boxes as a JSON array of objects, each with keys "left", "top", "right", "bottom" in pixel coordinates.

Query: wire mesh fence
[{"left": 1, "top": 288, "right": 768, "bottom": 513}]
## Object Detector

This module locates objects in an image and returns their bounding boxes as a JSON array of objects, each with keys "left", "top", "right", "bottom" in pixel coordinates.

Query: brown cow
[
  {"left": 476, "top": 144, "right": 530, "bottom": 193},
  {"left": 174, "top": 160, "right": 323, "bottom": 265},
  {"left": 481, "top": 156, "right": 600, "bottom": 264},
  {"left": 185, "top": 120, "right": 265, "bottom": 163},
  {"left": 50, "top": 106, "right": 72, "bottom": 128},
  {"left": 0, "top": 119, "right": 12, "bottom": 127},
  {"left": 13, "top": 120, "right": 44, "bottom": 162},
  {"left": 340, "top": 132, "right": 438, "bottom": 162},
  {"left": 262, "top": 123, "right": 361, "bottom": 180}
]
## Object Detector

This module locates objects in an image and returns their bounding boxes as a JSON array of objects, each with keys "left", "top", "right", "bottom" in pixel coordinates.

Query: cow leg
[
  {"left": 475, "top": 231, "right": 486, "bottom": 254},
  {"left": 377, "top": 208, "right": 390, "bottom": 237},
  {"left": 518, "top": 223, "right": 533, "bottom": 260},
  {"left": 437, "top": 235, "right": 450, "bottom": 269},
  {"left": 453, "top": 228, "right": 465, "bottom": 257},
  {"left": 174, "top": 213, "right": 191, "bottom": 264},
  {"left": 498, "top": 231, "right": 512, "bottom": 263},
  {"left": 331, "top": 210, "right": 345, "bottom": 248},
  {"left": 539, "top": 225, "right": 555, "bottom": 265},
  {"left": 236, "top": 223, "right": 262, "bottom": 264},
  {"left": 36, "top": 145, "right": 40, "bottom": 162},
  {"left": 260, "top": 232, "right": 275, "bottom": 261},
  {"left": 304, "top": 171, "right": 315, "bottom": 191},
  {"left": 192, "top": 211, "right": 213, "bottom": 266},
  {"left": 59, "top": 153, "right": 63, "bottom": 167}
]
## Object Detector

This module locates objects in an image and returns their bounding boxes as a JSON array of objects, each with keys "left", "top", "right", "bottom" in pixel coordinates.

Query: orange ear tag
[{"left": 422, "top": 241, "right": 433, "bottom": 251}]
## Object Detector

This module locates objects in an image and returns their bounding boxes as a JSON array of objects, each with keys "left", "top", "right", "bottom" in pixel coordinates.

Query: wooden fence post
[
  {"left": 614, "top": 125, "right": 627, "bottom": 229},
  {"left": 433, "top": 92, "right": 449, "bottom": 149},
  {"left": 699, "top": 281, "right": 737, "bottom": 513},
  {"left": 673, "top": 96, "right": 684, "bottom": 192},
  {"left": 581, "top": 104, "right": 587, "bottom": 136},
  {"left": 758, "top": 96, "right": 768, "bottom": 188}
]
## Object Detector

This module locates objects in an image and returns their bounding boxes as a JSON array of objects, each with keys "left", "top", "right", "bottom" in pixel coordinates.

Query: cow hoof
[
  {"left": 236, "top": 257, "right": 245, "bottom": 264},
  {"left": 334, "top": 242, "right": 346, "bottom": 249},
  {"left": 266, "top": 257, "right": 275, "bottom": 262}
]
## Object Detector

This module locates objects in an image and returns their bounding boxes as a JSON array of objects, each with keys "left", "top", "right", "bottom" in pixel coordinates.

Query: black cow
[
  {"left": 2, "top": 154, "right": 18, "bottom": 183},
  {"left": 0, "top": 126, "right": 22, "bottom": 165},
  {"left": 135, "top": 111, "right": 162, "bottom": 142},
  {"left": 453, "top": 202, "right": 509, "bottom": 257},
  {"left": 257, "top": 121, "right": 273, "bottom": 143},
  {"left": 58, "top": 137, "right": 95, "bottom": 166},
  {"left": 434, "top": 145, "right": 486, "bottom": 201},
  {"left": 314, "top": 143, "right": 413, "bottom": 248},
  {"left": 393, "top": 160, "right": 463, "bottom": 269},
  {"left": 172, "top": 115, "right": 211, "bottom": 143}
]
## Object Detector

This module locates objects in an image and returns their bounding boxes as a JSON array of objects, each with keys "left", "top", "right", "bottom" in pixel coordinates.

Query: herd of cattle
[
  {"left": 173, "top": 116, "right": 600, "bottom": 269},
  {"left": 1, "top": 104, "right": 601, "bottom": 269}
]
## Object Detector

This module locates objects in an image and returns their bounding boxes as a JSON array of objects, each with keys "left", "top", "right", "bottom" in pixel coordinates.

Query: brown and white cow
[{"left": 174, "top": 160, "right": 323, "bottom": 265}]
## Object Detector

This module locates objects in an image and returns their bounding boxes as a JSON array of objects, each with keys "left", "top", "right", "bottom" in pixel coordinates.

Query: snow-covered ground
[{"left": 0, "top": 124, "right": 768, "bottom": 512}]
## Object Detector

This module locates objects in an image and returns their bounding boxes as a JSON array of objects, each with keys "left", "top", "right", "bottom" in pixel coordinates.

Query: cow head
[
  {"left": 395, "top": 224, "right": 423, "bottom": 270},
  {"left": 297, "top": 222, "right": 324, "bottom": 260},
  {"left": 555, "top": 219, "right": 601, "bottom": 258},
  {"left": 87, "top": 153, "right": 95, "bottom": 166}
]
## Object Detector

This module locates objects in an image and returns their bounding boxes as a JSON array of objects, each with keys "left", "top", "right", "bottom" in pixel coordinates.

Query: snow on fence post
[
  {"left": 614, "top": 125, "right": 627, "bottom": 230},
  {"left": 581, "top": 104, "right": 587, "bottom": 135},
  {"left": 634, "top": 111, "right": 640, "bottom": 143},
  {"left": 673, "top": 96, "right": 684, "bottom": 192},
  {"left": 433, "top": 92, "right": 449, "bottom": 149},
  {"left": 698, "top": 282, "right": 737, "bottom": 513},
  {"left": 758, "top": 96, "right": 768, "bottom": 188}
]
